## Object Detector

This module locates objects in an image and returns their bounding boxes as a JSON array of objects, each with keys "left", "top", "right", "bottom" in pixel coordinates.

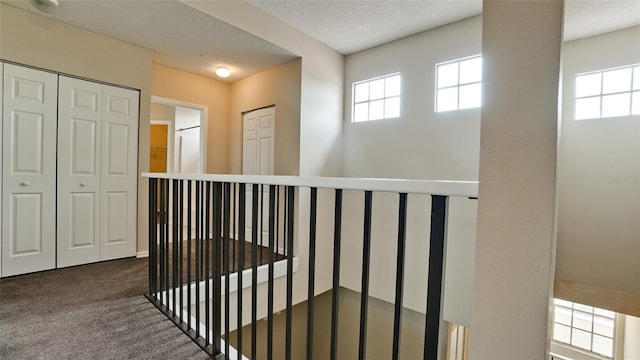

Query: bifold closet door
[
  {"left": 57, "top": 77, "right": 102, "bottom": 267},
  {"left": 58, "top": 77, "right": 139, "bottom": 266},
  {"left": 1, "top": 64, "right": 57, "bottom": 277},
  {"left": 100, "top": 85, "right": 138, "bottom": 261}
]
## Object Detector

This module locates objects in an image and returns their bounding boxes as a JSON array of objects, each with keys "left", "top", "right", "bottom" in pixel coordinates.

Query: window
[
  {"left": 552, "top": 299, "right": 617, "bottom": 358},
  {"left": 575, "top": 64, "right": 640, "bottom": 120},
  {"left": 435, "top": 55, "right": 482, "bottom": 112},
  {"left": 352, "top": 73, "right": 401, "bottom": 122}
]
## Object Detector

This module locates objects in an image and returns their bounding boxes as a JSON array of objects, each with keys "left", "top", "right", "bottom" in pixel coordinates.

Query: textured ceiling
[
  {"left": 3, "top": 0, "right": 639, "bottom": 81},
  {"left": 3, "top": 0, "right": 298, "bottom": 82},
  {"left": 564, "top": 0, "right": 640, "bottom": 41},
  {"left": 250, "top": 0, "right": 640, "bottom": 54},
  {"left": 249, "top": 0, "right": 483, "bottom": 54}
]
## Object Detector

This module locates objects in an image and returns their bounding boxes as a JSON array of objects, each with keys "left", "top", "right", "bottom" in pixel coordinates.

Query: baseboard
[{"left": 136, "top": 251, "right": 149, "bottom": 258}]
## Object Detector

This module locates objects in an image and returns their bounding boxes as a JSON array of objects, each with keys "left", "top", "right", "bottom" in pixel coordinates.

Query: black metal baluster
[
  {"left": 205, "top": 182, "right": 211, "bottom": 347},
  {"left": 359, "top": 191, "right": 373, "bottom": 360},
  {"left": 251, "top": 184, "right": 259, "bottom": 360},
  {"left": 237, "top": 183, "right": 246, "bottom": 356},
  {"left": 195, "top": 181, "right": 201, "bottom": 339},
  {"left": 424, "top": 195, "right": 448, "bottom": 360},
  {"left": 307, "top": 187, "right": 318, "bottom": 360},
  {"left": 223, "top": 183, "right": 231, "bottom": 358},
  {"left": 232, "top": 183, "right": 236, "bottom": 273},
  {"left": 187, "top": 180, "right": 193, "bottom": 330},
  {"left": 162, "top": 179, "right": 169, "bottom": 309},
  {"left": 213, "top": 182, "right": 223, "bottom": 356},
  {"left": 392, "top": 193, "right": 408, "bottom": 360},
  {"left": 267, "top": 185, "right": 276, "bottom": 360},
  {"left": 173, "top": 180, "right": 179, "bottom": 316},
  {"left": 285, "top": 185, "right": 295, "bottom": 360},
  {"left": 330, "top": 189, "right": 343, "bottom": 360},
  {"left": 148, "top": 178, "right": 157, "bottom": 297},
  {"left": 276, "top": 186, "right": 280, "bottom": 257},
  {"left": 178, "top": 180, "right": 184, "bottom": 324},
  {"left": 260, "top": 184, "right": 264, "bottom": 264}
]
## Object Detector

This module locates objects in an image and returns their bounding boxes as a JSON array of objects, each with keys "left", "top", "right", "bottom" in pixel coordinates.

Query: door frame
[
  {"left": 151, "top": 96, "right": 207, "bottom": 173},
  {"left": 150, "top": 119, "right": 174, "bottom": 172}
]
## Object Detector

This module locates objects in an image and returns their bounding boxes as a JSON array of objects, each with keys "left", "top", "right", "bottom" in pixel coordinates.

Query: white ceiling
[
  {"left": 4, "top": 0, "right": 640, "bottom": 81},
  {"left": 250, "top": 0, "right": 640, "bottom": 54}
]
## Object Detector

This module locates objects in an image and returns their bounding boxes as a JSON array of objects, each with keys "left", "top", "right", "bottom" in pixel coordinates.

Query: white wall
[
  {"left": 556, "top": 26, "right": 640, "bottom": 304},
  {"left": 343, "top": 16, "right": 481, "bottom": 181},
  {"left": 340, "top": 16, "right": 481, "bottom": 327}
]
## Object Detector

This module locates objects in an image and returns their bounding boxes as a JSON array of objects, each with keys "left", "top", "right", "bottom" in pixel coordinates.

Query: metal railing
[{"left": 143, "top": 173, "right": 478, "bottom": 360}]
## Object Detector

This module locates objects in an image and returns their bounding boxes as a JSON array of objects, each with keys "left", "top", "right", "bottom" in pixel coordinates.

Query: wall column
[{"left": 470, "top": 1, "right": 563, "bottom": 358}]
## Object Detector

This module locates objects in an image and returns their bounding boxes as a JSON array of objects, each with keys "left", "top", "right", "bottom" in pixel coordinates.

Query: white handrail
[{"left": 141, "top": 173, "right": 478, "bottom": 198}]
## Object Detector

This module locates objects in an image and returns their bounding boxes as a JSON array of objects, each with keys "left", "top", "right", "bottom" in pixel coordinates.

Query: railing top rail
[{"left": 142, "top": 173, "right": 478, "bottom": 198}]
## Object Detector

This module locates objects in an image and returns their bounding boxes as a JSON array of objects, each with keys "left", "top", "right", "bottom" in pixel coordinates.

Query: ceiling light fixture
[
  {"left": 31, "top": 0, "right": 59, "bottom": 13},
  {"left": 216, "top": 66, "right": 231, "bottom": 78}
]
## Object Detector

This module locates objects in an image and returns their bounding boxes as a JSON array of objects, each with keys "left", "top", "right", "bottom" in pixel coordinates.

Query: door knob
[
  {"left": 80, "top": 182, "right": 88, "bottom": 187},
  {"left": 19, "top": 181, "right": 29, "bottom": 187}
]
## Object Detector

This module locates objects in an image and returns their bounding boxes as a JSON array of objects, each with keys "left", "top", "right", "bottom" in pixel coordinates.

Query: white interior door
[
  {"left": 57, "top": 76, "right": 102, "bottom": 267},
  {"left": 100, "top": 85, "right": 139, "bottom": 261},
  {"left": 176, "top": 127, "right": 201, "bottom": 173},
  {"left": 1, "top": 64, "right": 57, "bottom": 276},
  {"left": 242, "top": 107, "right": 275, "bottom": 244}
]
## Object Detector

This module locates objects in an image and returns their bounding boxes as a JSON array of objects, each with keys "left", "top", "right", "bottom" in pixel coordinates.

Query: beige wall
[
  {"left": 470, "top": 1, "right": 562, "bottom": 357},
  {"left": 0, "top": 3, "right": 153, "bottom": 255},
  {"left": 150, "top": 102, "right": 176, "bottom": 121},
  {"left": 229, "top": 59, "right": 302, "bottom": 175},
  {"left": 151, "top": 63, "right": 230, "bottom": 174}
]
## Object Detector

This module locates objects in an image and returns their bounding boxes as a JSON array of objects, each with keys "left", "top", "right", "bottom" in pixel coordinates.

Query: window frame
[
  {"left": 574, "top": 63, "right": 640, "bottom": 120},
  {"left": 351, "top": 73, "right": 401, "bottom": 123},
  {"left": 434, "top": 54, "right": 483, "bottom": 113},
  {"left": 550, "top": 299, "right": 623, "bottom": 360}
]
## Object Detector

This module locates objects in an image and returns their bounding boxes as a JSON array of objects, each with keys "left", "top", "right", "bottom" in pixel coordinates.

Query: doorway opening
[{"left": 150, "top": 96, "right": 207, "bottom": 174}]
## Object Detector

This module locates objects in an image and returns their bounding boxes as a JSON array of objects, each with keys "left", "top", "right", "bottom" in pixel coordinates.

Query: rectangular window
[
  {"left": 551, "top": 299, "right": 617, "bottom": 358},
  {"left": 352, "top": 73, "right": 401, "bottom": 122},
  {"left": 435, "top": 55, "right": 482, "bottom": 112},
  {"left": 575, "top": 64, "right": 640, "bottom": 120}
]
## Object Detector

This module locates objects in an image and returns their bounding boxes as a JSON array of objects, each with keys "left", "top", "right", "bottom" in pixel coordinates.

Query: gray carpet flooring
[{"left": 0, "top": 257, "right": 210, "bottom": 360}]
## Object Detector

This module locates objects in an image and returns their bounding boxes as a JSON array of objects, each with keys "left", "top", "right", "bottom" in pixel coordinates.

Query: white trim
[
  {"left": 159, "top": 257, "right": 299, "bottom": 307},
  {"left": 136, "top": 251, "right": 149, "bottom": 258},
  {"left": 142, "top": 173, "right": 478, "bottom": 198},
  {"left": 179, "top": 312, "right": 249, "bottom": 360}
]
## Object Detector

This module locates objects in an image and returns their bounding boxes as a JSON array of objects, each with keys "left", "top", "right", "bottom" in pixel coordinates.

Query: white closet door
[
  {"left": 57, "top": 77, "right": 102, "bottom": 267},
  {"left": 1, "top": 64, "right": 57, "bottom": 276},
  {"left": 242, "top": 107, "right": 275, "bottom": 244},
  {"left": 100, "top": 85, "right": 139, "bottom": 261}
]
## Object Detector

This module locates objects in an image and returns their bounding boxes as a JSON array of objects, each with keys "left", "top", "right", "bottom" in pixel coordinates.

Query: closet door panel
[
  {"left": 100, "top": 85, "right": 138, "bottom": 260},
  {"left": 1, "top": 64, "right": 57, "bottom": 276},
  {"left": 57, "top": 76, "right": 102, "bottom": 267}
]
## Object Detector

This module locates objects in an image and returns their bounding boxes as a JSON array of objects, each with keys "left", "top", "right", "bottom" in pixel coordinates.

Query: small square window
[
  {"left": 351, "top": 73, "right": 401, "bottom": 122},
  {"left": 436, "top": 55, "right": 482, "bottom": 112},
  {"left": 551, "top": 299, "right": 617, "bottom": 359}
]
